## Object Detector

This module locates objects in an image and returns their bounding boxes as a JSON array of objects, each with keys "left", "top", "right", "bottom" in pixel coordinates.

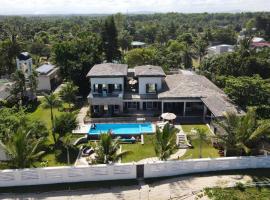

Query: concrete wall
[
  {"left": 0, "top": 163, "right": 136, "bottom": 187},
  {"left": 138, "top": 77, "right": 162, "bottom": 94},
  {"left": 37, "top": 76, "right": 51, "bottom": 91},
  {"left": 0, "top": 157, "right": 269, "bottom": 187},
  {"left": 144, "top": 156, "right": 270, "bottom": 178}
]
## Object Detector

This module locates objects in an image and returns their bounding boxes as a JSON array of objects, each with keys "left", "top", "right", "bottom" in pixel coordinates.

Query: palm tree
[
  {"left": 0, "top": 129, "right": 45, "bottom": 168},
  {"left": 28, "top": 70, "right": 38, "bottom": 100},
  {"left": 216, "top": 108, "right": 270, "bottom": 156},
  {"left": 10, "top": 70, "right": 26, "bottom": 105},
  {"left": 195, "top": 128, "right": 208, "bottom": 158},
  {"left": 61, "top": 134, "right": 73, "bottom": 165},
  {"left": 194, "top": 38, "right": 208, "bottom": 64},
  {"left": 43, "top": 93, "right": 61, "bottom": 144},
  {"left": 155, "top": 123, "right": 177, "bottom": 161},
  {"left": 59, "top": 81, "right": 78, "bottom": 110},
  {"left": 94, "top": 133, "right": 131, "bottom": 164}
]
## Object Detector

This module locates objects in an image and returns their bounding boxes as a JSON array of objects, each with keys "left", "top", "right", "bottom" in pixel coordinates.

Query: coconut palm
[
  {"left": 94, "top": 133, "right": 131, "bottom": 164},
  {"left": 155, "top": 123, "right": 177, "bottom": 161},
  {"left": 216, "top": 108, "right": 270, "bottom": 156},
  {"left": 59, "top": 81, "right": 78, "bottom": 110},
  {"left": 43, "top": 93, "right": 61, "bottom": 143},
  {"left": 0, "top": 129, "right": 45, "bottom": 168},
  {"left": 195, "top": 128, "right": 208, "bottom": 158},
  {"left": 60, "top": 134, "right": 74, "bottom": 165},
  {"left": 54, "top": 112, "right": 78, "bottom": 139}
]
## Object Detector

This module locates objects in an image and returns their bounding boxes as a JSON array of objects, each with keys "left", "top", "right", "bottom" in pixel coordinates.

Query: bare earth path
[{"left": 0, "top": 174, "right": 253, "bottom": 200}]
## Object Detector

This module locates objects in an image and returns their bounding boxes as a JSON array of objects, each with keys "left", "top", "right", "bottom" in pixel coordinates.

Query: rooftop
[
  {"left": 158, "top": 73, "right": 242, "bottom": 117},
  {"left": 131, "top": 41, "right": 146, "bottom": 46},
  {"left": 87, "top": 63, "right": 128, "bottom": 77},
  {"left": 17, "top": 52, "right": 31, "bottom": 61},
  {"left": 134, "top": 65, "right": 166, "bottom": 77},
  {"left": 36, "top": 63, "right": 55, "bottom": 74}
]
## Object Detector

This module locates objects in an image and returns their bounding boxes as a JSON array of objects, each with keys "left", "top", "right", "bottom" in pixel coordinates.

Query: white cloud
[{"left": 0, "top": 0, "right": 269, "bottom": 15}]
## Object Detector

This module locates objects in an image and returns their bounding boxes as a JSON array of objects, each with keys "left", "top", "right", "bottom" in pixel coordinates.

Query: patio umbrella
[
  {"left": 161, "top": 112, "right": 176, "bottom": 121},
  {"left": 128, "top": 79, "right": 138, "bottom": 85}
]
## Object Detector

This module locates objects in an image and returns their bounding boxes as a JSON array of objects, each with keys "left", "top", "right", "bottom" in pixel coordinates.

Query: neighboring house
[
  {"left": 87, "top": 63, "right": 242, "bottom": 121},
  {"left": 131, "top": 41, "right": 146, "bottom": 48},
  {"left": 36, "top": 63, "right": 61, "bottom": 92},
  {"left": 207, "top": 44, "right": 234, "bottom": 56}
]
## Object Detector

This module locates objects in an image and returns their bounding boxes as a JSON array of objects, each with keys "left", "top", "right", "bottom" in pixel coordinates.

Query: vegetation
[
  {"left": 155, "top": 123, "right": 177, "bottom": 161},
  {"left": 216, "top": 108, "right": 270, "bottom": 156},
  {"left": 195, "top": 128, "right": 208, "bottom": 158},
  {"left": 59, "top": 81, "right": 78, "bottom": 110},
  {"left": 205, "top": 186, "right": 270, "bottom": 200},
  {"left": 94, "top": 133, "right": 131, "bottom": 164}
]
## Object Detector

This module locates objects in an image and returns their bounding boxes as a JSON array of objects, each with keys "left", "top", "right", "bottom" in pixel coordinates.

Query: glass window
[
  {"left": 127, "top": 102, "right": 137, "bottom": 109},
  {"left": 146, "top": 84, "right": 156, "bottom": 93},
  {"left": 94, "top": 84, "right": 98, "bottom": 92},
  {"left": 146, "top": 102, "right": 153, "bottom": 109}
]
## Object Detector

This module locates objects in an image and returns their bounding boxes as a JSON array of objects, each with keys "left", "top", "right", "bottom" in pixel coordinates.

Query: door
[{"left": 136, "top": 164, "right": 144, "bottom": 179}]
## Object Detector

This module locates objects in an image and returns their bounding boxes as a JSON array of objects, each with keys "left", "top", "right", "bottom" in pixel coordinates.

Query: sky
[{"left": 0, "top": 0, "right": 270, "bottom": 15}]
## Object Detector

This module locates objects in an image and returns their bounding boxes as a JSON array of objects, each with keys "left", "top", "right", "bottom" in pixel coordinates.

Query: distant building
[
  {"left": 131, "top": 41, "right": 146, "bottom": 48},
  {"left": 36, "top": 63, "right": 61, "bottom": 92},
  {"left": 16, "top": 52, "right": 33, "bottom": 81},
  {"left": 207, "top": 44, "right": 234, "bottom": 56}
]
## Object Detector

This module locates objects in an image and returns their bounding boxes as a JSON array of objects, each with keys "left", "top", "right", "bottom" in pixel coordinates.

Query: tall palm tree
[
  {"left": 155, "top": 123, "right": 177, "bottom": 161},
  {"left": 61, "top": 134, "right": 73, "bottom": 165},
  {"left": 0, "top": 129, "right": 45, "bottom": 168},
  {"left": 28, "top": 70, "right": 38, "bottom": 100},
  {"left": 43, "top": 93, "right": 61, "bottom": 144},
  {"left": 10, "top": 70, "right": 26, "bottom": 105},
  {"left": 94, "top": 133, "right": 131, "bottom": 164},
  {"left": 194, "top": 38, "right": 208, "bottom": 64},
  {"left": 195, "top": 128, "right": 208, "bottom": 158},
  {"left": 216, "top": 108, "right": 270, "bottom": 156},
  {"left": 59, "top": 81, "right": 78, "bottom": 110}
]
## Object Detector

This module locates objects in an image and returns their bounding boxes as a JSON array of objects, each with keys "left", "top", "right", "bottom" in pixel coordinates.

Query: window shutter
[
  {"left": 146, "top": 84, "right": 149, "bottom": 93},
  {"left": 155, "top": 84, "right": 157, "bottom": 93},
  {"left": 93, "top": 84, "right": 96, "bottom": 92},
  {"left": 119, "top": 84, "right": 122, "bottom": 91}
]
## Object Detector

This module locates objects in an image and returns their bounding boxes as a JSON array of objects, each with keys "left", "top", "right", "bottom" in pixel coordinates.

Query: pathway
[
  {"left": 0, "top": 174, "right": 253, "bottom": 200},
  {"left": 76, "top": 105, "right": 89, "bottom": 125}
]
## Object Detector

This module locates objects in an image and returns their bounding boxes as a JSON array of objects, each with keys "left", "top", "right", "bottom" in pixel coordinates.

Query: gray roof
[
  {"left": 87, "top": 63, "right": 128, "bottom": 77},
  {"left": 158, "top": 73, "right": 243, "bottom": 117},
  {"left": 36, "top": 64, "right": 55, "bottom": 74},
  {"left": 135, "top": 65, "right": 166, "bottom": 77}
]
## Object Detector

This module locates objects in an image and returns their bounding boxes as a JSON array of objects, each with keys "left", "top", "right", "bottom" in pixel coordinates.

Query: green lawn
[
  {"left": 121, "top": 135, "right": 156, "bottom": 162},
  {"left": 180, "top": 124, "right": 219, "bottom": 159},
  {"left": 205, "top": 186, "right": 270, "bottom": 200}
]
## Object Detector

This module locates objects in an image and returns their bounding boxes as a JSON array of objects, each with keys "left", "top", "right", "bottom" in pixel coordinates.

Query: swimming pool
[{"left": 88, "top": 123, "right": 154, "bottom": 135}]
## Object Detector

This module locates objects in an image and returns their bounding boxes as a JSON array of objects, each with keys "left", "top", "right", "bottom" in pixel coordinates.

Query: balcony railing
[{"left": 88, "top": 92, "right": 122, "bottom": 98}]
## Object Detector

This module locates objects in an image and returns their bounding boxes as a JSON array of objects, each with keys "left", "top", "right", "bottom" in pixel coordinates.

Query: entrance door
[{"left": 136, "top": 164, "right": 144, "bottom": 179}]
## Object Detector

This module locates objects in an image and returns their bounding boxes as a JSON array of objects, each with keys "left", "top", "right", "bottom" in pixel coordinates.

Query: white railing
[{"left": 0, "top": 156, "right": 269, "bottom": 187}]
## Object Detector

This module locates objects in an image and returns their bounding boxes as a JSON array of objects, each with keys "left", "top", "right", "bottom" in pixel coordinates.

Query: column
[
  {"left": 161, "top": 101, "right": 164, "bottom": 113},
  {"left": 203, "top": 105, "right": 207, "bottom": 122},
  {"left": 183, "top": 102, "right": 186, "bottom": 117}
]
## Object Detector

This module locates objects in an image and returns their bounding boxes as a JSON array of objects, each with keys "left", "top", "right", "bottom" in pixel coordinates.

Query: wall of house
[
  {"left": 90, "top": 77, "right": 124, "bottom": 92},
  {"left": 138, "top": 77, "right": 162, "bottom": 94},
  {"left": 37, "top": 75, "right": 51, "bottom": 91}
]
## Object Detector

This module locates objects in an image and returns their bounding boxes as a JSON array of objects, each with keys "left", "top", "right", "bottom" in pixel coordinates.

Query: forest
[{"left": 0, "top": 12, "right": 270, "bottom": 118}]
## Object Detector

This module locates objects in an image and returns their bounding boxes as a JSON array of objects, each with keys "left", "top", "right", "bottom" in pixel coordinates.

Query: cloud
[{"left": 0, "top": 0, "right": 269, "bottom": 15}]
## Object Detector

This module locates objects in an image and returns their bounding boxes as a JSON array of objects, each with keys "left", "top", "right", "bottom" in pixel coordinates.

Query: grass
[
  {"left": 121, "top": 134, "right": 156, "bottom": 162},
  {"left": 180, "top": 124, "right": 219, "bottom": 159},
  {"left": 205, "top": 186, "right": 270, "bottom": 200}
]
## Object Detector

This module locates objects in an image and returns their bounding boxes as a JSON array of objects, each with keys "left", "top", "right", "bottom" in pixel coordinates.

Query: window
[
  {"left": 146, "top": 102, "right": 153, "bottom": 109},
  {"left": 114, "top": 105, "right": 119, "bottom": 113},
  {"left": 93, "top": 84, "right": 99, "bottom": 92},
  {"left": 127, "top": 102, "right": 138, "bottom": 109},
  {"left": 114, "top": 84, "right": 122, "bottom": 91},
  {"left": 146, "top": 83, "right": 157, "bottom": 93},
  {"left": 93, "top": 105, "right": 100, "bottom": 113}
]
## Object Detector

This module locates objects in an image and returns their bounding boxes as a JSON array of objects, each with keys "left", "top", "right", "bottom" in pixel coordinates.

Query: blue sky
[{"left": 0, "top": 0, "right": 269, "bottom": 15}]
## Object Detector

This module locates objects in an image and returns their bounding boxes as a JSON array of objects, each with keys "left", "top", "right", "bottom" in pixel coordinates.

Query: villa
[{"left": 87, "top": 63, "right": 242, "bottom": 122}]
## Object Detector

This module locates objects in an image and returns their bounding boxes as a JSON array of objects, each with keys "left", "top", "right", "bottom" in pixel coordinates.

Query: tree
[
  {"left": 28, "top": 70, "right": 38, "bottom": 100},
  {"left": 60, "top": 134, "right": 73, "bottom": 165},
  {"left": 155, "top": 123, "right": 177, "bottom": 161},
  {"left": 102, "top": 16, "right": 121, "bottom": 62},
  {"left": 124, "top": 48, "right": 155, "bottom": 67},
  {"left": 0, "top": 129, "right": 45, "bottom": 168},
  {"left": 118, "top": 30, "right": 132, "bottom": 51},
  {"left": 10, "top": 70, "right": 26, "bottom": 104},
  {"left": 43, "top": 93, "right": 61, "bottom": 144},
  {"left": 54, "top": 112, "right": 78, "bottom": 139},
  {"left": 194, "top": 37, "right": 208, "bottom": 64},
  {"left": 181, "top": 42, "right": 193, "bottom": 69},
  {"left": 94, "top": 133, "right": 131, "bottom": 164},
  {"left": 59, "top": 81, "right": 78, "bottom": 110},
  {"left": 216, "top": 108, "right": 270, "bottom": 156},
  {"left": 195, "top": 128, "right": 208, "bottom": 158}
]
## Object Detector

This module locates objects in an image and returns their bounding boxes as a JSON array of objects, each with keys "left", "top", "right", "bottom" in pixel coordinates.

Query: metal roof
[{"left": 36, "top": 64, "right": 55, "bottom": 74}]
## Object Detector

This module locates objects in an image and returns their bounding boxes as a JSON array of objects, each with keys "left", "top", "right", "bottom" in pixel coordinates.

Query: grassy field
[
  {"left": 205, "top": 186, "right": 270, "bottom": 200},
  {"left": 180, "top": 124, "right": 219, "bottom": 159},
  {"left": 121, "top": 134, "right": 156, "bottom": 163}
]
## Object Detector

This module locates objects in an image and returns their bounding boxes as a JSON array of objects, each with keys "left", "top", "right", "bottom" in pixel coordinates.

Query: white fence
[
  {"left": 144, "top": 156, "right": 270, "bottom": 178},
  {"left": 0, "top": 163, "right": 136, "bottom": 187},
  {"left": 0, "top": 156, "right": 269, "bottom": 187}
]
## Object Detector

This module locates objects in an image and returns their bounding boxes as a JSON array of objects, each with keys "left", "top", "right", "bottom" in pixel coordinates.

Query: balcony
[{"left": 88, "top": 92, "right": 123, "bottom": 99}]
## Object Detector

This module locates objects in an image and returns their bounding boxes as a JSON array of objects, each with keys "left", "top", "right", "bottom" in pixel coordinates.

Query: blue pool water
[{"left": 88, "top": 123, "right": 154, "bottom": 135}]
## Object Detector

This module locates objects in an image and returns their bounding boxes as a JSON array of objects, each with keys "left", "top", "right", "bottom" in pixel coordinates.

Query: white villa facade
[{"left": 87, "top": 63, "right": 242, "bottom": 121}]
